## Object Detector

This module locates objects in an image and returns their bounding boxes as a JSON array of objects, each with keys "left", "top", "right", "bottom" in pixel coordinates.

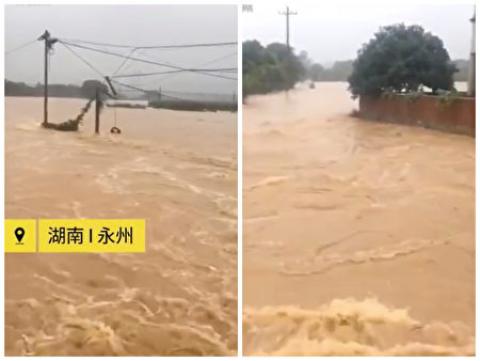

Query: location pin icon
[{"left": 14, "top": 227, "right": 25, "bottom": 244}]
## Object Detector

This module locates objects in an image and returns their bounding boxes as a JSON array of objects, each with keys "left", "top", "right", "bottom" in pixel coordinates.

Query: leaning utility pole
[
  {"left": 279, "top": 6, "right": 297, "bottom": 52},
  {"left": 38, "top": 30, "right": 57, "bottom": 125}
]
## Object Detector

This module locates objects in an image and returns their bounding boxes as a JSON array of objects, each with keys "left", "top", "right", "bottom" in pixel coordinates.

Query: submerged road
[{"left": 243, "top": 82, "right": 475, "bottom": 356}]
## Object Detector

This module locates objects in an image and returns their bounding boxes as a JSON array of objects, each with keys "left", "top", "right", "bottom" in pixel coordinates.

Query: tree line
[
  {"left": 5, "top": 79, "right": 108, "bottom": 98},
  {"left": 244, "top": 25, "right": 468, "bottom": 98}
]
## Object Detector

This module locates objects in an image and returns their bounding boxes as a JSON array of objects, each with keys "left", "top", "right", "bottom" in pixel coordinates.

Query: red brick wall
[{"left": 359, "top": 94, "right": 475, "bottom": 136}]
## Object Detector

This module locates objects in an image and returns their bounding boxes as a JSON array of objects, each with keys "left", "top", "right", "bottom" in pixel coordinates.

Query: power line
[
  {"left": 5, "top": 39, "right": 37, "bottom": 55},
  {"left": 114, "top": 70, "right": 188, "bottom": 79},
  {"left": 114, "top": 69, "right": 236, "bottom": 81},
  {"left": 113, "top": 69, "right": 185, "bottom": 79},
  {"left": 60, "top": 41, "right": 106, "bottom": 79},
  {"left": 59, "top": 37, "right": 237, "bottom": 49},
  {"left": 143, "top": 51, "right": 237, "bottom": 86},
  {"left": 60, "top": 41, "right": 118, "bottom": 97},
  {"left": 112, "top": 47, "right": 138, "bottom": 76},
  {"left": 57, "top": 39, "right": 237, "bottom": 103},
  {"left": 162, "top": 89, "right": 235, "bottom": 97},
  {"left": 111, "top": 79, "right": 202, "bottom": 103},
  {"left": 59, "top": 40, "right": 237, "bottom": 80},
  {"left": 112, "top": 67, "right": 237, "bottom": 79},
  {"left": 199, "top": 51, "right": 237, "bottom": 67},
  {"left": 112, "top": 80, "right": 235, "bottom": 103}
]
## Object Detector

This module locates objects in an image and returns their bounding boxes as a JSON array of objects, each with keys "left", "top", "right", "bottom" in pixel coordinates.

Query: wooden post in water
[{"left": 95, "top": 88, "right": 100, "bottom": 134}]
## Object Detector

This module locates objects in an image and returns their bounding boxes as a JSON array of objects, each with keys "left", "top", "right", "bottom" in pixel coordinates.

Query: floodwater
[
  {"left": 243, "top": 82, "right": 475, "bottom": 356},
  {"left": 5, "top": 97, "right": 237, "bottom": 355}
]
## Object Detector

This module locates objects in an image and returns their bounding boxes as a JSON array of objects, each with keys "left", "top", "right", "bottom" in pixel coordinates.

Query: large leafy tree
[{"left": 348, "top": 24, "right": 457, "bottom": 98}]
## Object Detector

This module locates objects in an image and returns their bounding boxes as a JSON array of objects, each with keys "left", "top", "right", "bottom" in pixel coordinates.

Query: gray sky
[
  {"left": 5, "top": 5, "right": 237, "bottom": 95},
  {"left": 243, "top": 2, "right": 475, "bottom": 66}
]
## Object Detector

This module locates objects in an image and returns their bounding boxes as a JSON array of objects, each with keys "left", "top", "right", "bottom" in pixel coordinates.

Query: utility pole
[
  {"left": 95, "top": 88, "right": 100, "bottom": 134},
  {"left": 279, "top": 6, "right": 297, "bottom": 52},
  {"left": 468, "top": 9, "right": 476, "bottom": 97},
  {"left": 38, "top": 30, "right": 57, "bottom": 126}
]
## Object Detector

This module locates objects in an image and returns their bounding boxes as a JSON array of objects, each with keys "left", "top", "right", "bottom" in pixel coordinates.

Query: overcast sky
[
  {"left": 5, "top": 5, "right": 237, "bottom": 95},
  {"left": 243, "top": 2, "right": 475, "bottom": 66}
]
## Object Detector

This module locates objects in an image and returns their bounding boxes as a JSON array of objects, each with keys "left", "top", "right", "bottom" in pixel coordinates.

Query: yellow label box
[
  {"left": 38, "top": 219, "right": 145, "bottom": 253},
  {"left": 5, "top": 219, "right": 37, "bottom": 253}
]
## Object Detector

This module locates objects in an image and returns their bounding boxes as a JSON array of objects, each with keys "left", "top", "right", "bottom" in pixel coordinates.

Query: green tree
[
  {"left": 243, "top": 40, "right": 306, "bottom": 97},
  {"left": 266, "top": 43, "right": 306, "bottom": 86},
  {"left": 348, "top": 24, "right": 457, "bottom": 98}
]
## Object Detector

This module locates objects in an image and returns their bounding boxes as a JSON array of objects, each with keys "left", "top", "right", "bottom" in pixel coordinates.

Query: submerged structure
[{"left": 42, "top": 97, "right": 95, "bottom": 132}]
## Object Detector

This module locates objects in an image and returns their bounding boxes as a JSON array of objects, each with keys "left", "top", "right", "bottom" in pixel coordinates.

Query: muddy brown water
[
  {"left": 243, "top": 82, "right": 475, "bottom": 356},
  {"left": 5, "top": 97, "right": 237, "bottom": 356}
]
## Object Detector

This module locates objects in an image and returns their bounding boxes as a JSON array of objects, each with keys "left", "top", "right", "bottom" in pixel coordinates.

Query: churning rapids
[
  {"left": 243, "top": 82, "right": 474, "bottom": 356},
  {"left": 5, "top": 97, "right": 237, "bottom": 356}
]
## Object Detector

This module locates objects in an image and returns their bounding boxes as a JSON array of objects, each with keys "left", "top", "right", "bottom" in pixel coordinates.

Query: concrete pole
[
  {"left": 38, "top": 30, "right": 57, "bottom": 125},
  {"left": 286, "top": 6, "right": 290, "bottom": 51},
  {"left": 468, "top": 11, "right": 475, "bottom": 96},
  {"left": 279, "top": 6, "right": 297, "bottom": 53},
  {"left": 40, "top": 30, "right": 51, "bottom": 125}
]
